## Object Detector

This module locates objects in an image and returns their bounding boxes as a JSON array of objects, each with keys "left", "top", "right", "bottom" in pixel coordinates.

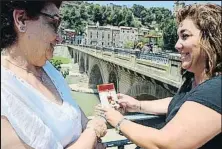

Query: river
[
  {"left": 64, "top": 63, "right": 100, "bottom": 117},
  {"left": 71, "top": 91, "right": 100, "bottom": 117}
]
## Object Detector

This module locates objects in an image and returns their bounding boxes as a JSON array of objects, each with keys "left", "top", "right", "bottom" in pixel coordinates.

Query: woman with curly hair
[
  {"left": 1, "top": 1, "right": 107, "bottom": 149},
  {"left": 97, "top": 3, "right": 221, "bottom": 149}
]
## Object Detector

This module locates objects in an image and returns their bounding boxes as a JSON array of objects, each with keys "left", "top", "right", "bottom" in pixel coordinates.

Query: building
[
  {"left": 138, "top": 28, "right": 150, "bottom": 40},
  {"left": 59, "top": 28, "right": 84, "bottom": 45},
  {"left": 119, "top": 26, "right": 138, "bottom": 48},
  {"left": 62, "top": 29, "right": 75, "bottom": 44},
  {"left": 84, "top": 23, "right": 140, "bottom": 48}
]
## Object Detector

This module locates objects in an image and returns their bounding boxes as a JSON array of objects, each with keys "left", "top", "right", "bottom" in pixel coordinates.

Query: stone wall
[{"left": 53, "top": 45, "right": 72, "bottom": 59}]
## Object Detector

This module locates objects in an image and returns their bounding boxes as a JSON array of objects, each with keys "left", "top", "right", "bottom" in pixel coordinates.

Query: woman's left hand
[{"left": 96, "top": 105, "right": 124, "bottom": 127}]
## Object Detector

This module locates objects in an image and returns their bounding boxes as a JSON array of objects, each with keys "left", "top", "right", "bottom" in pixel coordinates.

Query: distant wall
[{"left": 53, "top": 45, "right": 72, "bottom": 59}]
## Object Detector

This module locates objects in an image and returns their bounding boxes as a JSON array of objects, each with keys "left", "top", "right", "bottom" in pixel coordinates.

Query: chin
[
  {"left": 181, "top": 62, "right": 193, "bottom": 72},
  {"left": 46, "top": 54, "right": 53, "bottom": 60}
]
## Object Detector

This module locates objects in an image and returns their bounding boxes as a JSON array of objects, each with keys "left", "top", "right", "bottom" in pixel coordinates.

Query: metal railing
[
  {"left": 80, "top": 44, "right": 178, "bottom": 65},
  {"left": 103, "top": 113, "right": 166, "bottom": 149}
]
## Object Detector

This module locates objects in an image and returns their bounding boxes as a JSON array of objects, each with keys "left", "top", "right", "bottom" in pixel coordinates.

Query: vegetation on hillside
[{"left": 60, "top": 1, "right": 178, "bottom": 51}]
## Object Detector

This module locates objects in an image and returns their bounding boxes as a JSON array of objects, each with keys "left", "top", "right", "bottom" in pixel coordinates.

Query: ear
[{"left": 13, "top": 9, "right": 27, "bottom": 33}]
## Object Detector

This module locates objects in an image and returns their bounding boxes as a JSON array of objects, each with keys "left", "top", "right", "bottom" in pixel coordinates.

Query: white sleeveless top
[{"left": 1, "top": 61, "right": 82, "bottom": 149}]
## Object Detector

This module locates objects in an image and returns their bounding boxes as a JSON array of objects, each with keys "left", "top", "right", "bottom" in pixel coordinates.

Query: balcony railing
[{"left": 102, "top": 113, "right": 166, "bottom": 148}]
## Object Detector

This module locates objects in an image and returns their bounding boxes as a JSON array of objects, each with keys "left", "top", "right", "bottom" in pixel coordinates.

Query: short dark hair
[{"left": 0, "top": 1, "right": 62, "bottom": 50}]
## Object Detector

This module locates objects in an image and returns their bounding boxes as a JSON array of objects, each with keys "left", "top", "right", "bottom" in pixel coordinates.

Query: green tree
[
  {"left": 125, "top": 10, "right": 134, "bottom": 27},
  {"left": 93, "top": 5, "right": 103, "bottom": 25},
  {"left": 162, "top": 19, "right": 178, "bottom": 52}
]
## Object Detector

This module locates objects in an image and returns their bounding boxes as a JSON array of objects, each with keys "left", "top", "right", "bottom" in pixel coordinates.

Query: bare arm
[
  {"left": 118, "top": 101, "right": 221, "bottom": 149},
  {"left": 2, "top": 114, "right": 104, "bottom": 149},
  {"left": 66, "top": 109, "right": 106, "bottom": 149},
  {"left": 1, "top": 116, "right": 32, "bottom": 149},
  {"left": 66, "top": 128, "right": 97, "bottom": 149},
  {"left": 139, "top": 97, "right": 173, "bottom": 115},
  {"left": 118, "top": 93, "right": 172, "bottom": 115}
]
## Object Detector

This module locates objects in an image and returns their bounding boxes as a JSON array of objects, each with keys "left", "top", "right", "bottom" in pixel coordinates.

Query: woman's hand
[
  {"left": 117, "top": 93, "right": 140, "bottom": 113},
  {"left": 86, "top": 117, "right": 107, "bottom": 138},
  {"left": 96, "top": 106, "right": 124, "bottom": 127}
]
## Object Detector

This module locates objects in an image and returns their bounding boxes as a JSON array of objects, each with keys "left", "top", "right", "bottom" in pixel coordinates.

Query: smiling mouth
[{"left": 181, "top": 52, "right": 189, "bottom": 60}]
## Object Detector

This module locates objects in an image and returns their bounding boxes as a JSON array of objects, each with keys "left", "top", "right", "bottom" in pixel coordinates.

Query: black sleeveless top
[{"left": 166, "top": 75, "right": 222, "bottom": 149}]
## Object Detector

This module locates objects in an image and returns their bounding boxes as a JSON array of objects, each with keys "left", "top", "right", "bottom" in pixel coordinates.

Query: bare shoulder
[
  {"left": 160, "top": 101, "right": 221, "bottom": 149},
  {"left": 1, "top": 116, "right": 32, "bottom": 149}
]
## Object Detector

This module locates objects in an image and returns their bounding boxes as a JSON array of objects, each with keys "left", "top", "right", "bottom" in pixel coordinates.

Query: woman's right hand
[
  {"left": 86, "top": 117, "right": 107, "bottom": 138},
  {"left": 117, "top": 93, "right": 141, "bottom": 113}
]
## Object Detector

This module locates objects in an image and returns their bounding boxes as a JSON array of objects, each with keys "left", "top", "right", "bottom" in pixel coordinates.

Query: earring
[{"left": 20, "top": 26, "right": 25, "bottom": 32}]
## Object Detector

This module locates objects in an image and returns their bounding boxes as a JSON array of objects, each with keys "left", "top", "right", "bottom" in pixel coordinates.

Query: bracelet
[{"left": 115, "top": 117, "right": 126, "bottom": 134}]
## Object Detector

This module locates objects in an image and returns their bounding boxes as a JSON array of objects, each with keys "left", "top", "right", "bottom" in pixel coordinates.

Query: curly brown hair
[{"left": 176, "top": 3, "right": 222, "bottom": 77}]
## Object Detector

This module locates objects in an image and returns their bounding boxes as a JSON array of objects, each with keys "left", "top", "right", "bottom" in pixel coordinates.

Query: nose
[
  {"left": 55, "top": 34, "right": 63, "bottom": 44},
  {"left": 175, "top": 39, "right": 183, "bottom": 52}
]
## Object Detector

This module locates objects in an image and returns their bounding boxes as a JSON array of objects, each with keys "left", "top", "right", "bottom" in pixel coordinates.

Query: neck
[
  {"left": 194, "top": 70, "right": 209, "bottom": 86},
  {"left": 2, "top": 45, "right": 41, "bottom": 74}
]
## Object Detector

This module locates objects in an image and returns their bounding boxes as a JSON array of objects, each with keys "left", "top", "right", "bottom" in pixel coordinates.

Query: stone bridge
[{"left": 56, "top": 45, "right": 183, "bottom": 100}]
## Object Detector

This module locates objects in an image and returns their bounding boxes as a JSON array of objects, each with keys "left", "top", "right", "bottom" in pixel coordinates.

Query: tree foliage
[
  {"left": 162, "top": 19, "right": 178, "bottom": 52},
  {"left": 60, "top": 1, "right": 178, "bottom": 51}
]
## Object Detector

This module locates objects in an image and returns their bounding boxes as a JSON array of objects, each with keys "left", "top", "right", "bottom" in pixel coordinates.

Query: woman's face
[
  {"left": 175, "top": 18, "right": 206, "bottom": 73},
  {"left": 21, "top": 3, "right": 61, "bottom": 66}
]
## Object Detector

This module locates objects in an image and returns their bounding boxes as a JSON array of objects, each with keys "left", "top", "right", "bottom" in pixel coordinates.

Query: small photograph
[{"left": 97, "top": 83, "right": 119, "bottom": 108}]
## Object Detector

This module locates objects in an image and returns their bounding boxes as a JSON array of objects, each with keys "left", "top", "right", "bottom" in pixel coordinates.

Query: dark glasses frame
[{"left": 39, "top": 12, "right": 61, "bottom": 32}]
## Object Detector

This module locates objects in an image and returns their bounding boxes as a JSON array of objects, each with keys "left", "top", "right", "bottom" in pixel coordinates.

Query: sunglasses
[{"left": 39, "top": 12, "right": 61, "bottom": 32}]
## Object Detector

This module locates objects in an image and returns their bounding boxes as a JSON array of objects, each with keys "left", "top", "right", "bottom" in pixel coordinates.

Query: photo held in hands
[{"left": 97, "top": 83, "right": 119, "bottom": 109}]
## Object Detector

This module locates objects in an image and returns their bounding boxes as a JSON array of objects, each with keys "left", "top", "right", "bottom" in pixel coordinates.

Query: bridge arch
[
  {"left": 79, "top": 56, "right": 85, "bottom": 73},
  {"left": 126, "top": 81, "right": 158, "bottom": 100},
  {"left": 88, "top": 64, "right": 103, "bottom": 89},
  {"left": 126, "top": 80, "right": 174, "bottom": 100},
  {"left": 108, "top": 71, "right": 118, "bottom": 92}
]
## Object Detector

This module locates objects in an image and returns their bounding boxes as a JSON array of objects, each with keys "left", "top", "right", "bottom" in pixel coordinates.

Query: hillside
[{"left": 60, "top": 1, "right": 177, "bottom": 51}]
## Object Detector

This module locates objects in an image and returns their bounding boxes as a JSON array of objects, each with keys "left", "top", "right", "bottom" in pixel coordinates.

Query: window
[
  {"left": 108, "top": 34, "right": 110, "bottom": 39},
  {"left": 97, "top": 32, "right": 98, "bottom": 38},
  {"left": 102, "top": 32, "right": 104, "bottom": 38},
  {"left": 102, "top": 42, "right": 104, "bottom": 45},
  {"left": 90, "top": 32, "right": 92, "bottom": 38}
]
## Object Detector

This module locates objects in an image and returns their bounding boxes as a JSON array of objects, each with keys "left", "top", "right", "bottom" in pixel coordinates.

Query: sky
[{"left": 87, "top": 1, "right": 221, "bottom": 11}]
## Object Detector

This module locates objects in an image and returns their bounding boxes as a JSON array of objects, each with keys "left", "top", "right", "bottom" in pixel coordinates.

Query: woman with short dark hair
[{"left": 1, "top": 1, "right": 107, "bottom": 149}]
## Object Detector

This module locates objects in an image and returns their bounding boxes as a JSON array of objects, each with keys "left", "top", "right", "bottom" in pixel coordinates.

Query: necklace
[{"left": 4, "top": 59, "right": 45, "bottom": 83}]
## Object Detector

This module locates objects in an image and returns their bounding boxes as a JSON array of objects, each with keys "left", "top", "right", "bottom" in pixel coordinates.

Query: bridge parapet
[{"left": 66, "top": 45, "right": 182, "bottom": 88}]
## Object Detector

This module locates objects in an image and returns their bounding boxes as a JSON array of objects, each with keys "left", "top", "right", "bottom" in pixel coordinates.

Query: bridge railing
[
  {"left": 68, "top": 44, "right": 182, "bottom": 87},
  {"left": 81, "top": 45, "right": 173, "bottom": 66},
  {"left": 140, "top": 53, "right": 169, "bottom": 65},
  {"left": 102, "top": 113, "right": 166, "bottom": 149}
]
